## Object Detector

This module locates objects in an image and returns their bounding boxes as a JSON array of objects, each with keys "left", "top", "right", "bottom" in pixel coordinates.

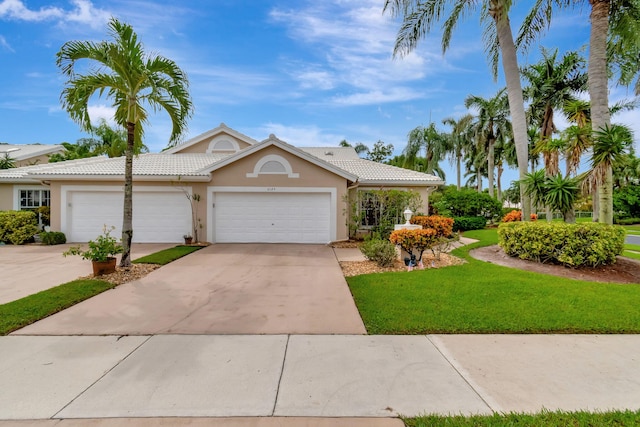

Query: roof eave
[
  {"left": 357, "top": 179, "right": 445, "bottom": 187},
  {"left": 26, "top": 174, "right": 212, "bottom": 182}
]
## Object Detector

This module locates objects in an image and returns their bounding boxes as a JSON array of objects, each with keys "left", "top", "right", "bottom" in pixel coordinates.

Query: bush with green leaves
[
  {"left": 615, "top": 217, "right": 640, "bottom": 225},
  {"left": 359, "top": 238, "right": 397, "bottom": 267},
  {"left": 63, "top": 226, "right": 123, "bottom": 262},
  {"left": 347, "top": 189, "right": 422, "bottom": 239},
  {"left": 498, "top": 222, "right": 625, "bottom": 267},
  {"left": 0, "top": 211, "right": 39, "bottom": 245},
  {"left": 613, "top": 185, "right": 640, "bottom": 219},
  {"left": 434, "top": 187, "right": 502, "bottom": 220},
  {"left": 452, "top": 216, "right": 487, "bottom": 232},
  {"left": 40, "top": 231, "right": 67, "bottom": 245}
]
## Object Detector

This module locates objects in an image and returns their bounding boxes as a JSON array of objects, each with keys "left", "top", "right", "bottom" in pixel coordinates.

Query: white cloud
[
  {"left": 0, "top": 0, "right": 109, "bottom": 28},
  {"left": 256, "top": 123, "right": 345, "bottom": 147},
  {"left": 0, "top": 34, "right": 13, "bottom": 51},
  {"left": 332, "top": 87, "right": 425, "bottom": 106},
  {"left": 87, "top": 104, "right": 116, "bottom": 126}
]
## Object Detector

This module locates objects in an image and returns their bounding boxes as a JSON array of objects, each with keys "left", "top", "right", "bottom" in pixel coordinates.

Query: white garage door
[
  {"left": 67, "top": 190, "right": 191, "bottom": 243},
  {"left": 214, "top": 192, "right": 331, "bottom": 243}
]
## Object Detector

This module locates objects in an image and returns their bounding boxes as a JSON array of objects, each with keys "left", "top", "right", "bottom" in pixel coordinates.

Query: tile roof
[
  {"left": 326, "top": 159, "right": 443, "bottom": 184},
  {"left": 0, "top": 144, "right": 64, "bottom": 160},
  {"left": 299, "top": 147, "right": 361, "bottom": 160},
  {"left": 0, "top": 145, "right": 443, "bottom": 186}
]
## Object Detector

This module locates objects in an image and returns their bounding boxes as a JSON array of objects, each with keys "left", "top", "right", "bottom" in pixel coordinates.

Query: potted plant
[
  {"left": 63, "top": 226, "right": 123, "bottom": 275},
  {"left": 183, "top": 234, "right": 193, "bottom": 245}
]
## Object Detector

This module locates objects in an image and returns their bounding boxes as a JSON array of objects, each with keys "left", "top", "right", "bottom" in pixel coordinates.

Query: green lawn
[
  {"left": 347, "top": 228, "right": 640, "bottom": 334},
  {"left": 133, "top": 244, "right": 203, "bottom": 265},
  {"left": 0, "top": 245, "right": 203, "bottom": 335},
  {"left": 624, "top": 225, "right": 640, "bottom": 235},
  {"left": 404, "top": 410, "right": 640, "bottom": 426}
]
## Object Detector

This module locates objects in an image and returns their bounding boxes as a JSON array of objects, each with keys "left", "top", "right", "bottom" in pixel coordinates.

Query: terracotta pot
[
  {"left": 92, "top": 257, "right": 117, "bottom": 276},
  {"left": 184, "top": 237, "right": 193, "bottom": 245}
]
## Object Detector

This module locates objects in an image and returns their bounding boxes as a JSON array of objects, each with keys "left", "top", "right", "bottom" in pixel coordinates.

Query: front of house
[{"left": 0, "top": 124, "right": 443, "bottom": 243}]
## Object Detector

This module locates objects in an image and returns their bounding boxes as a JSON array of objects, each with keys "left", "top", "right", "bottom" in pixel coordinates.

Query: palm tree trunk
[
  {"left": 477, "top": 169, "right": 482, "bottom": 193},
  {"left": 497, "top": 163, "right": 503, "bottom": 201},
  {"left": 487, "top": 140, "right": 495, "bottom": 198},
  {"left": 589, "top": 0, "right": 611, "bottom": 223},
  {"left": 492, "top": 4, "right": 531, "bottom": 219},
  {"left": 120, "top": 121, "right": 135, "bottom": 267},
  {"left": 599, "top": 165, "right": 613, "bottom": 224},
  {"left": 456, "top": 154, "right": 461, "bottom": 191}
]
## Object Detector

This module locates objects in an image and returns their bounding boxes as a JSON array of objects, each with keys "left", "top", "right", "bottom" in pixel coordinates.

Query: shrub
[
  {"left": 359, "top": 238, "right": 397, "bottom": 267},
  {"left": 410, "top": 215, "right": 454, "bottom": 237},
  {"left": 452, "top": 216, "right": 486, "bottom": 232},
  {"left": 0, "top": 211, "right": 39, "bottom": 245},
  {"left": 36, "top": 206, "right": 51, "bottom": 226},
  {"left": 433, "top": 187, "right": 502, "bottom": 220},
  {"left": 501, "top": 210, "right": 539, "bottom": 222},
  {"left": 389, "top": 228, "right": 438, "bottom": 261},
  {"left": 615, "top": 217, "right": 640, "bottom": 225},
  {"left": 63, "top": 226, "right": 123, "bottom": 262},
  {"left": 613, "top": 185, "right": 640, "bottom": 219},
  {"left": 498, "top": 222, "right": 625, "bottom": 267},
  {"left": 40, "top": 231, "right": 67, "bottom": 245}
]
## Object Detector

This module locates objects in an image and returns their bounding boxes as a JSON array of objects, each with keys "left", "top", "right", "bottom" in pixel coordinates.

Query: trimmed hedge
[
  {"left": 498, "top": 222, "right": 625, "bottom": 267},
  {"left": 453, "top": 216, "right": 486, "bottom": 232},
  {"left": 40, "top": 231, "right": 67, "bottom": 245},
  {"left": 615, "top": 217, "right": 640, "bottom": 225},
  {"left": 0, "top": 211, "right": 39, "bottom": 245}
]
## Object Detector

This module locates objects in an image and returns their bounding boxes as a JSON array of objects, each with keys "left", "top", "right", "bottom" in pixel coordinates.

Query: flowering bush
[
  {"left": 410, "top": 215, "right": 454, "bottom": 237},
  {"left": 389, "top": 228, "right": 438, "bottom": 262},
  {"left": 501, "top": 210, "right": 538, "bottom": 222}
]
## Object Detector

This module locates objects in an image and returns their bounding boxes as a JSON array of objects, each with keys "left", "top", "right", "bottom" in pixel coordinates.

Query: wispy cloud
[
  {"left": 269, "top": 0, "right": 449, "bottom": 106},
  {"left": 0, "top": 0, "right": 110, "bottom": 28},
  {"left": 0, "top": 34, "right": 13, "bottom": 51}
]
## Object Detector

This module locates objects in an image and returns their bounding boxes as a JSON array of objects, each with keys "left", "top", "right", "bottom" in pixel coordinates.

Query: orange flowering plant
[
  {"left": 502, "top": 210, "right": 538, "bottom": 222},
  {"left": 410, "top": 215, "right": 454, "bottom": 237},
  {"left": 389, "top": 228, "right": 438, "bottom": 263}
]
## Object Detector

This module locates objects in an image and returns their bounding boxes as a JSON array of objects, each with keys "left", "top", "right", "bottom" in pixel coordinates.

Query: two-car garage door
[
  {"left": 66, "top": 190, "right": 191, "bottom": 243},
  {"left": 213, "top": 192, "right": 331, "bottom": 244}
]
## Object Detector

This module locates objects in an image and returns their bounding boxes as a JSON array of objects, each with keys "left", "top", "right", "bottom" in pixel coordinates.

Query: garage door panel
[
  {"left": 214, "top": 192, "right": 330, "bottom": 244},
  {"left": 68, "top": 191, "right": 191, "bottom": 243}
]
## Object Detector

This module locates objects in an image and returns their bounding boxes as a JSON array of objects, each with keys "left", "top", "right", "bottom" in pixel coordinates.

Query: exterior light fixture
[{"left": 403, "top": 208, "right": 413, "bottom": 225}]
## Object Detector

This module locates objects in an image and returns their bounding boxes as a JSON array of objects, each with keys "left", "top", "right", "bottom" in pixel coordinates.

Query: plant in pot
[
  {"left": 183, "top": 234, "right": 193, "bottom": 245},
  {"left": 63, "top": 226, "right": 123, "bottom": 275}
]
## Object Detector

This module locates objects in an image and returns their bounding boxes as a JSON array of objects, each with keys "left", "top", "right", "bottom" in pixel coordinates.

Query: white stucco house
[{"left": 0, "top": 123, "right": 443, "bottom": 243}]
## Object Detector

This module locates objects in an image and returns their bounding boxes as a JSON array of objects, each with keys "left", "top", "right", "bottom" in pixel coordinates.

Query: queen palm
[
  {"left": 57, "top": 18, "right": 193, "bottom": 266},
  {"left": 442, "top": 114, "right": 474, "bottom": 190},
  {"left": 384, "top": 0, "right": 532, "bottom": 218},
  {"left": 403, "top": 123, "right": 447, "bottom": 178},
  {"left": 465, "top": 89, "right": 510, "bottom": 198},
  {"left": 591, "top": 124, "right": 634, "bottom": 224}
]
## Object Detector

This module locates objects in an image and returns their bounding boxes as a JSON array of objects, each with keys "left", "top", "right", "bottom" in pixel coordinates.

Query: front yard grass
[
  {"left": 0, "top": 279, "right": 114, "bottom": 335},
  {"left": 0, "top": 245, "right": 203, "bottom": 335},
  {"left": 347, "top": 228, "right": 640, "bottom": 334},
  {"left": 404, "top": 409, "right": 640, "bottom": 426},
  {"left": 132, "top": 244, "right": 203, "bottom": 265}
]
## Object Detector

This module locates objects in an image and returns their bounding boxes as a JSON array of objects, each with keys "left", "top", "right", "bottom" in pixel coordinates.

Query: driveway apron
[{"left": 13, "top": 244, "right": 366, "bottom": 335}]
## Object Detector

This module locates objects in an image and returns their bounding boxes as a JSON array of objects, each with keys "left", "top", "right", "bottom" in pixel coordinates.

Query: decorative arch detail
[
  {"left": 246, "top": 154, "right": 299, "bottom": 178},
  {"left": 207, "top": 137, "right": 240, "bottom": 152}
]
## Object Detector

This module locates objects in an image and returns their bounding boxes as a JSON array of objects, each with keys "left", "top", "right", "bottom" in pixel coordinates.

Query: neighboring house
[
  {"left": 0, "top": 144, "right": 65, "bottom": 168},
  {"left": 0, "top": 124, "right": 443, "bottom": 243}
]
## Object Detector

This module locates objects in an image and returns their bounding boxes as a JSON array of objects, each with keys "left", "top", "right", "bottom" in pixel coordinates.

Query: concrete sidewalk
[{"left": 1, "top": 334, "right": 639, "bottom": 423}]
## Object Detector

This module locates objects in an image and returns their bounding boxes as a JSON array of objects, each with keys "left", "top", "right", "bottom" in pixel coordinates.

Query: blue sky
[{"left": 1, "top": 0, "right": 638, "bottom": 187}]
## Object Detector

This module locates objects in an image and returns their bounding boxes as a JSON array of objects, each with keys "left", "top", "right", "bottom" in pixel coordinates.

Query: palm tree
[
  {"left": 57, "top": 18, "right": 193, "bottom": 266},
  {"left": 442, "top": 114, "right": 474, "bottom": 190},
  {"left": 494, "top": 126, "right": 517, "bottom": 201},
  {"left": 590, "top": 124, "right": 634, "bottom": 224},
  {"left": 0, "top": 153, "right": 16, "bottom": 169},
  {"left": 522, "top": 48, "right": 587, "bottom": 179},
  {"left": 403, "top": 123, "right": 447, "bottom": 178},
  {"left": 92, "top": 119, "right": 149, "bottom": 158},
  {"left": 384, "top": 0, "right": 532, "bottom": 219},
  {"left": 544, "top": 173, "right": 583, "bottom": 223},
  {"left": 465, "top": 89, "right": 510, "bottom": 198}
]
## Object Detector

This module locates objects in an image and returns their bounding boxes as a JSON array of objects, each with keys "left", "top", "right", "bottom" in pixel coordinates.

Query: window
[
  {"left": 360, "top": 191, "right": 380, "bottom": 227},
  {"left": 20, "top": 189, "right": 50, "bottom": 209}
]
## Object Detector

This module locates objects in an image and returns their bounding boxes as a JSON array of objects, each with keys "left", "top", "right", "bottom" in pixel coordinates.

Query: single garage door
[
  {"left": 67, "top": 190, "right": 191, "bottom": 243},
  {"left": 214, "top": 192, "right": 331, "bottom": 243}
]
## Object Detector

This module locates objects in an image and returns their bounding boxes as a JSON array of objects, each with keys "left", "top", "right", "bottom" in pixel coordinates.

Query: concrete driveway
[
  {"left": 13, "top": 244, "right": 366, "bottom": 335},
  {"left": 0, "top": 243, "right": 173, "bottom": 304}
]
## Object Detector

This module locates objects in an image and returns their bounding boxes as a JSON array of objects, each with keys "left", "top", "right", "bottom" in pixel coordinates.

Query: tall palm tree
[
  {"left": 494, "top": 125, "right": 517, "bottom": 201},
  {"left": 590, "top": 124, "right": 634, "bottom": 224},
  {"left": 403, "top": 123, "right": 447, "bottom": 178},
  {"left": 519, "top": 0, "right": 640, "bottom": 223},
  {"left": 465, "top": 89, "right": 510, "bottom": 198},
  {"left": 442, "top": 114, "right": 474, "bottom": 190},
  {"left": 384, "top": 0, "right": 532, "bottom": 219},
  {"left": 522, "top": 48, "right": 587, "bottom": 177},
  {"left": 57, "top": 18, "right": 193, "bottom": 266}
]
